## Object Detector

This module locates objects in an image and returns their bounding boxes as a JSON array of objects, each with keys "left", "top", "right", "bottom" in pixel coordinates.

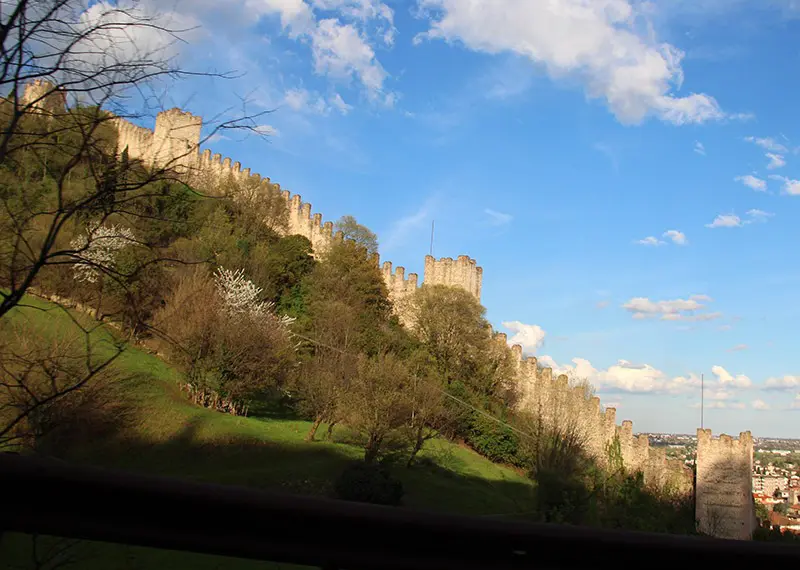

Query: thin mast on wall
[
  {"left": 701, "top": 373, "right": 704, "bottom": 430},
  {"left": 430, "top": 220, "right": 435, "bottom": 258}
]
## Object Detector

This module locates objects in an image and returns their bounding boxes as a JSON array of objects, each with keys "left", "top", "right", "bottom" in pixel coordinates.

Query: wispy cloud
[
  {"left": 694, "top": 141, "right": 706, "bottom": 156},
  {"left": 623, "top": 295, "right": 721, "bottom": 322},
  {"left": 764, "top": 376, "right": 800, "bottom": 391},
  {"left": 752, "top": 399, "right": 771, "bottom": 411},
  {"left": 636, "top": 236, "right": 665, "bottom": 246},
  {"left": 484, "top": 208, "right": 513, "bottom": 226},
  {"left": 664, "top": 230, "right": 688, "bottom": 245},
  {"left": 734, "top": 174, "right": 767, "bottom": 192},
  {"left": 745, "top": 136, "right": 788, "bottom": 153},
  {"left": 727, "top": 344, "right": 748, "bottom": 352},
  {"left": 706, "top": 210, "right": 772, "bottom": 228},
  {"left": 637, "top": 229, "right": 688, "bottom": 246},
  {"left": 593, "top": 142, "right": 620, "bottom": 172},
  {"left": 747, "top": 209, "right": 774, "bottom": 222},
  {"left": 380, "top": 195, "right": 439, "bottom": 253},
  {"left": 766, "top": 152, "right": 786, "bottom": 169},
  {"left": 768, "top": 175, "right": 800, "bottom": 195},
  {"left": 706, "top": 214, "right": 742, "bottom": 228}
]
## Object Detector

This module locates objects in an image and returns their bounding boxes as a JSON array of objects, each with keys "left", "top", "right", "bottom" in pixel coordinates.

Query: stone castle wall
[
  {"left": 111, "top": 102, "right": 690, "bottom": 496},
  {"left": 696, "top": 429, "right": 756, "bottom": 540},
  {"left": 500, "top": 335, "right": 693, "bottom": 494},
  {"left": 111, "top": 104, "right": 484, "bottom": 298},
  {"left": 23, "top": 83, "right": 739, "bottom": 508}
]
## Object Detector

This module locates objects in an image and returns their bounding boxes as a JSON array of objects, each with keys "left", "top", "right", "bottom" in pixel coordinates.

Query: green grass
[{"left": 1, "top": 296, "right": 536, "bottom": 569}]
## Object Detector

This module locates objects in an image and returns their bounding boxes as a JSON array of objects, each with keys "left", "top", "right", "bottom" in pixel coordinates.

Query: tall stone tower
[
  {"left": 151, "top": 108, "right": 202, "bottom": 169},
  {"left": 423, "top": 255, "right": 482, "bottom": 301},
  {"left": 696, "top": 429, "right": 757, "bottom": 540},
  {"left": 20, "top": 80, "right": 67, "bottom": 113}
]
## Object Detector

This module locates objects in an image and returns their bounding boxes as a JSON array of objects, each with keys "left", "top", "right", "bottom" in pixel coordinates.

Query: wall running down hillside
[
  {"left": 108, "top": 101, "right": 695, "bottom": 493},
  {"left": 24, "top": 83, "right": 710, "bottom": 502}
]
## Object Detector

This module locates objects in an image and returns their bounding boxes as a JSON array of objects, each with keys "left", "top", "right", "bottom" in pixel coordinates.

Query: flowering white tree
[
  {"left": 213, "top": 267, "right": 294, "bottom": 327},
  {"left": 70, "top": 224, "right": 137, "bottom": 283}
]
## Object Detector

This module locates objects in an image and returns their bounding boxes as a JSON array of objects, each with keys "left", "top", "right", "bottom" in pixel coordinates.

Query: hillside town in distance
[{"left": 644, "top": 433, "right": 800, "bottom": 534}]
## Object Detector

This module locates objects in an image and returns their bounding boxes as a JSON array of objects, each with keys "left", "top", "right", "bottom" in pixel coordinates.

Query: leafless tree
[{"left": 0, "top": 0, "right": 273, "bottom": 447}]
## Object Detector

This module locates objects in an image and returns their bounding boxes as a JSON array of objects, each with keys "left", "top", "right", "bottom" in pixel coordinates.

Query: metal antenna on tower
[
  {"left": 430, "top": 220, "right": 435, "bottom": 257},
  {"left": 701, "top": 373, "right": 704, "bottom": 430}
]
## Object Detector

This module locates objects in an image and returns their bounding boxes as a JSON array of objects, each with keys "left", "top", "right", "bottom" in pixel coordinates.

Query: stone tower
[
  {"left": 696, "top": 429, "right": 757, "bottom": 540},
  {"left": 151, "top": 108, "right": 202, "bottom": 169},
  {"left": 20, "top": 80, "right": 67, "bottom": 113},
  {"left": 423, "top": 255, "right": 482, "bottom": 301}
]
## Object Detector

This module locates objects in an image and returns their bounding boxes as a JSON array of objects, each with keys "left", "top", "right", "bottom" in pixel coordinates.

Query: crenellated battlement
[
  {"left": 508, "top": 348, "right": 692, "bottom": 492},
  {"left": 424, "top": 255, "right": 482, "bottom": 301},
  {"left": 14, "top": 83, "right": 733, "bottom": 513}
]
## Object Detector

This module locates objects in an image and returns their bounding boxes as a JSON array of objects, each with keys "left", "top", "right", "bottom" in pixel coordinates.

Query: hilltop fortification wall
[
  {"left": 110, "top": 102, "right": 690, "bottom": 496},
  {"left": 21, "top": 83, "right": 720, "bottom": 506},
  {"left": 503, "top": 339, "right": 693, "bottom": 493},
  {"left": 110, "top": 104, "right": 485, "bottom": 296},
  {"left": 696, "top": 429, "right": 756, "bottom": 540}
]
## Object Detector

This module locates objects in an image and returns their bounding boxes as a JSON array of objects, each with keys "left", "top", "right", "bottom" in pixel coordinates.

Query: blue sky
[{"left": 117, "top": 0, "right": 800, "bottom": 437}]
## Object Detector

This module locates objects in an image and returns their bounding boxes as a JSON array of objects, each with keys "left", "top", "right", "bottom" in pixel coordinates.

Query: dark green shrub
[
  {"left": 466, "top": 412, "right": 521, "bottom": 465},
  {"left": 334, "top": 462, "right": 404, "bottom": 506}
]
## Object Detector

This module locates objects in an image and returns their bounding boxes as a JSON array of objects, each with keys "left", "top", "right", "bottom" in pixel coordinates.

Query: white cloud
[
  {"left": 746, "top": 209, "right": 774, "bottom": 222},
  {"left": 694, "top": 141, "right": 706, "bottom": 156},
  {"left": 764, "top": 376, "right": 800, "bottom": 391},
  {"left": 766, "top": 153, "right": 786, "bottom": 170},
  {"left": 227, "top": 0, "right": 393, "bottom": 101},
  {"left": 752, "top": 399, "right": 771, "bottom": 411},
  {"left": 253, "top": 124, "right": 280, "bottom": 136},
  {"left": 745, "top": 136, "right": 788, "bottom": 153},
  {"left": 727, "top": 344, "right": 748, "bottom": 352},
  {"left": 331, "top": 92, "right": 353, "bottom": 114},
  {"left": 768, "top": 175, "right": 800, "bottom": 196},
  {"left": 663, "top": 229, "right": 687, "bottom": 245},
  {"left": 623, "top": 294, "right": 719, "bottom": 321},
  {"left": 636, "top": 236, "right": 665, "bottom": 246},
  {"left": 793, "top": 394, "right": 800, "bottom": 409},
  {"left": 734, "top": 175, "right": 767, "bottom": 192},
  {"left": 414, "top": 0, "right": 725, "bottom": 125},
  {"left": 485, "top": 209, "right": 513, "bottom": 226},
  {"left": 311, "top": 18, "right": 388, "bottom": 95},
  {"left": 74, "top": 2, "right": 203, "bottom": 78},
  {"left": 541, "top": 355, "right": 701, "bottom": 394},
  {"left": 729, "top": 402, "right": 746, "bottom": 410},
  {"left": 706, "top": 210, "right": 775, "bottom": 228},
  {"left": 706, "top": 214, "right": 741, "bottom": 228},
  {"left": 711, "top": 365, "right": 752, "bottom": 389},
  {"left": 502, "top": 321, "right": 546, "bottom": 354},
  {"left": 283, "top": 88, "right": 331, "bottom": 114}
]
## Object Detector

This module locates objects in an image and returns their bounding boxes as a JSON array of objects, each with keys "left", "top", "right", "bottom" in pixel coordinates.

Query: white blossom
[
  {"left": 70, "top": 223, "right": 136, "bottom": 283},
  {"left": 213, "top": 267, "right": 295, "bottom": 327}
]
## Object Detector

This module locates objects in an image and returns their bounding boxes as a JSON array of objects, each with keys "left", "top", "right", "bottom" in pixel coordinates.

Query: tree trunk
[
  {"left": 325, "top": 421, "right": 337, "bottom": 440},
  {"left": 364, "top": 434, "right": 383, "bottom": 464},
  {"left": 307, "top": 416, "right": 322, "bottom": 442},
  {"left": 407, "top": 427, "right": 425, "bottom": 468}
]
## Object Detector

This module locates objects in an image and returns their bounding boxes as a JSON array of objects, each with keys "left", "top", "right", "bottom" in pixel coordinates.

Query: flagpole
[{"left": 701, "top": 373, "right": 704, "bottom": 430}]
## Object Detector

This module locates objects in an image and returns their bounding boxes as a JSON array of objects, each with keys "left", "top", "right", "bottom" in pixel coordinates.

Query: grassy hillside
[{"left": 1, "top": 297, "right": 535, "bottom": 569}]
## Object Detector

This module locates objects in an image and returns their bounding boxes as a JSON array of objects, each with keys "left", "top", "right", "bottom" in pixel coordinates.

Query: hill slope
[{"left": 1, "top": 297, "right": 535, "bottom": 569}]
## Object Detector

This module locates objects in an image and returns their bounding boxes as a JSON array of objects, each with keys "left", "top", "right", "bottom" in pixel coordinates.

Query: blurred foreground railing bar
[{"left": 2, "top": 453, "right": 800, "bottom": 570}]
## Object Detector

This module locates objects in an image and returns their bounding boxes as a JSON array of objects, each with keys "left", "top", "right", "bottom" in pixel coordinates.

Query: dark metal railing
[{"left": 2, "top": 453, "right": 799, "bottom": 569}]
